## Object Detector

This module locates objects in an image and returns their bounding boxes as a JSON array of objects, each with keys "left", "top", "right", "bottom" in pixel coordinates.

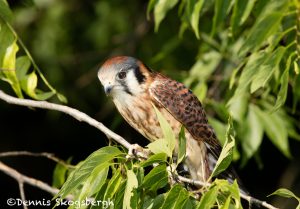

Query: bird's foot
[
  {"left": 126, "top": 144, "right": 151, "bottom": 160},
  {"left": 167, "top": 163, "right": 180, "bottom": 186}
]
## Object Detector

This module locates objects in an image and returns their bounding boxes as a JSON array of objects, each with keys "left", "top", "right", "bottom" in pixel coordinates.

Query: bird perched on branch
[{"left": 98, "top": 56, "right": 245, "bottom": 192}]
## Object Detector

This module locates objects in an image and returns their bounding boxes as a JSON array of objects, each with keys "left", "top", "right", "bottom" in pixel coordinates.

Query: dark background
[{"left": 0, "top": 0, "right": 299, "bottom": 208}]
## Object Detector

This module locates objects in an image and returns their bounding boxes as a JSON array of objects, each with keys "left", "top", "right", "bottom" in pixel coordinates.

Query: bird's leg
[
  {"left": 126, "top": 143, "right": 151, "bottom": 160},
  {"left": 167, "top": 161, "right": 180, "bottom": 186}
]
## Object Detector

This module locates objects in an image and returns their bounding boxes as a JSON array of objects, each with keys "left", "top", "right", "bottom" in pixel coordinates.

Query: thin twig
[
  {"left": 18, "top": 182, "right": 28, "bottom": 209},
  {"left": 0, "top": 161, "right": 59, "bottom": 196},
  {"left": 0, "top": 90, "right": 279, "bottom": 209},
  {"left": 0, "top": 151, "right": 74, "bottom": 168},
  {"left": 0, "top": 161, "right": 74, "bottom": 200},
  {"left": 0, "top": 160, "right": 98, "bottom": 205}
]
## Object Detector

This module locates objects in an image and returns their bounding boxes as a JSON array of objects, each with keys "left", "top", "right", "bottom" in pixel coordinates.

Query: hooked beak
[{"left": 104, "top": 85, "right": 113, "bottom": 95}]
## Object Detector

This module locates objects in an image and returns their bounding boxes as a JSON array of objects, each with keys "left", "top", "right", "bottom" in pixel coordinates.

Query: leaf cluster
[
  {"left": 0, "top": 0, "right": 66, "bottom": 102},
  {"left": 51, "top": 107, "right": 251, "bottom": 209},
  {"left": 148, "top": 0, "right": 300, "bottom": 165}
]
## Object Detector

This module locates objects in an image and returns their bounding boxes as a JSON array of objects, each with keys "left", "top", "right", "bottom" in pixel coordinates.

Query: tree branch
[
  {"left": 0, "top": 151, "right": 74, "bottom": 168},
  {"left": 0, "top": 161, "right": 60, "bottom": 196},
  {"left": 18, "top": 182, "right": 28, "bottom": 209},
  {"left": 0, "top": 90, "right": 278, "bottom": 209},
  {"left": 0, "top": 161, "right": 75, "bottom": 201},
  {"left": 0, "top": 90, "right": 131, "bottom": 149}
]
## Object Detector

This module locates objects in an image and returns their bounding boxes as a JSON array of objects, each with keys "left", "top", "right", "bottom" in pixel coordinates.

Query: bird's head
[{"left": 98, "top": 56, "right": 152, "bottom": 98}]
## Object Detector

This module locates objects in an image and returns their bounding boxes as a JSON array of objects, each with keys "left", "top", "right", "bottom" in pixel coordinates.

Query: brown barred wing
[
  {"left": 149, "top": 73, "right": 248, "bottom": 193},
  {"left": 149, "top": 73, "right": 221, "bottom": 152}
]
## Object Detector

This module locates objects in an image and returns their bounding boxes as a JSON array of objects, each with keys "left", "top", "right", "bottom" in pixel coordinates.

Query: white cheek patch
[{"left": 126, "top": 70, "right": 143, "bottom": 95}]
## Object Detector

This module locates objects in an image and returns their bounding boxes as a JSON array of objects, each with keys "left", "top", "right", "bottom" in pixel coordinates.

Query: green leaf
[
  {"left": 35, "top": 90, "right": 55, "bottom": 100},
  {"left": 269, "top": 188, "right": 300, "bottom": 209},
  {"left": 140, "top": 153, "right": 167, "bottom": 167},
  {"left": 52, "top": 161, "right": 70, "bottom": 188},
  {"left": 197, "top": 186, "right": 218, "bottom": 209},
  {"left": 250, "top": 47, "right": 286, "bottom": 93},
  {"left": 152, "top": 104, "right": 176, "bottom": 156},
  {"left": 91, "top": 181, "right": 109, "bottom": 209},
  {"left": 220, "top": 196, "right": 231, "bottom": 209},
  {"left": 123, "top": 169, "right": 138, "bottom": 209},
  {"left": 272, "top": 53, "right": 291, "bottom": 111},
  {"left": 240, "top": 0, "right": 256, "bottom": 24},
  {"left": 231, "top": 0, "right": 256, "bottom": 36},
  {"left": 57, "top": 92, "right": 68, "bottom": 103},
  {"left": 293, "top": 72, "right": 300, "bottom": 112},
  {"left": 211, "top": 117, "right": 235, "bottom": 178},
  {"left": 188, "top": 51, "right": 222, "bottom": 82},
  {"left": 183, "top": 197, "right": 197, "bottom": 209},
  {"left": 0, "top": 0, "right": 13, "bottom": 22},
  {"left": 193, "top": 82, "right": 207, "bottom": 102},
  {"left": 103, "top": 169, "right": 123, "bottom": 200},
  {"left": 55, "top": 146, "right": 122, "bottom": 199},
  {"left": 253, "top": 105, "right": 291, "bottom": 158},
  {"left": 190, "top": 0, "right": 204, "bottom": 39},
  {"left": 208, "top": 117, "right": 227, "bottom": 145},
  {"left": 239, "top": 12, "right": 284, "bottom": 56},
  {"left": 20, "top": 71, "right": 37, "bottom": 98},
  {"left": 153, "top": 0, "right": 179, "bottom": 32},
  {"left": 211, "top": 0, "right": 231, "bottom": 36},
  {"left": 147, "top": 0, "right": 158, "bottom": 20},
  {"left": 136, "top": 166, "right": 145, "bottom": 186},
  {"left": 269, "top": 188, "right": 300, "bottom": 200},
  {"left": 241, "top": 104, "right": 264, "bottom": 166},
  {"left": 160, "top": 184, "right": 189, "bottom": 209},
  {"left": 16, "top": 56, "right": 31, "bottom": 80},
  {"left": 142, "top": 164, "right": 168, "bottom": 191},
  {"left": 228, "top": 51, "right": 266, "bottom": 117},
  {"left": 1, "top": 41, "right": 23, "bottom": 98},
  {"left": 143, "top": 194, "right": 165, "bottom": 209},
  {"left": 78, "top": 163, "right": 109, "bottom": 201},
  {"left": 229, "top": 64, "right": 242, "bottom": 89},
  {"left": 177, "top": 126, "right": 186, "bottom": 165},
  {"left": 114, "top": 181, "right": 126, "bottom": 209},
  {"left": 227, "top": 180, "right": 241, "bottom": 208},
  {"left": 2, "top": 40, "right": 18, "bottom": 71},
  {"left": 294, "top": 61, "right": 299, "bottom": 74},
  {"left": 228, "top": 93, "right": 249, "bottom": 122},
  {"left": 147, "top": 138, "right": 172, "bottom": 157}
]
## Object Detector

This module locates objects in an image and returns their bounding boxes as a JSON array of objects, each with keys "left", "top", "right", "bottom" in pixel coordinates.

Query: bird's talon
[
  {"left": 126, "top": 144, "right": 150, "bottom": 160},
  {"left": 167, "top": 164, "right": 180, "bottom": 186}
]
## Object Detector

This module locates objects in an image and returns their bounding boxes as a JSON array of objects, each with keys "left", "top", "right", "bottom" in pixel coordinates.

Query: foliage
[
  {"left": 2, "top": 0, "right": 298, "bottom": 164},
  {"left": 1, "top": 0, "right": 300, "bottom": 208},
  {"left": 51, "top": 118, "right": 243, "bottom": 209},
  {"left": 50, "top": 105, "right": 294, "bottom": 209},
  {"left": 148, "top": 0, "right": 300, "bottom": 165},
  {"left": 0, "top": 0, "right": 66, "bottom": 102},
  {"left": 269, "top": 188, "right": 300, "bottom": 209}
]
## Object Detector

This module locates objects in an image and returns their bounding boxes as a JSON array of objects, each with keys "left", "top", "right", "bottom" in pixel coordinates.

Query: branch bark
[
  {"left": 0, "top": 90, "right": 278, "bottom": 209},
  {"left": 0, "top": 90, "right": 131, "bottom": 149},
  {"left": 0, "top": 151, "right": 74, "bottom": 168},
  {"left": 0, "top": 161, "right": 60, "bottom": 196}
]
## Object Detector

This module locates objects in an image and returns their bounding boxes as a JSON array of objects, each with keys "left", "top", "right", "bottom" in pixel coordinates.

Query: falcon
[{"left": 98, "top": 56, "right": 244, "bottom": 191}]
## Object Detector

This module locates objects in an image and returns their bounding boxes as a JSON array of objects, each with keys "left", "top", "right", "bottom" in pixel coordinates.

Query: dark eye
[{"left": 117, "top": 71, "right": 127, "bottom": 80}]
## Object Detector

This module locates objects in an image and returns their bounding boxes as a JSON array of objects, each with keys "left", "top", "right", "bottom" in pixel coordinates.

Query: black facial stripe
[
  {"left": 120, "top": 80, "right": 133, "bottom": 96},
  {"left": 134, "top": 66, "right": 146, "bottom": 84}
]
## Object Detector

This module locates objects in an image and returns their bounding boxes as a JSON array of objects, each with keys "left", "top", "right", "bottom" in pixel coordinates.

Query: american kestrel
[{"left": 98, "top": 56, "right": 244, "bottom": 191}]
